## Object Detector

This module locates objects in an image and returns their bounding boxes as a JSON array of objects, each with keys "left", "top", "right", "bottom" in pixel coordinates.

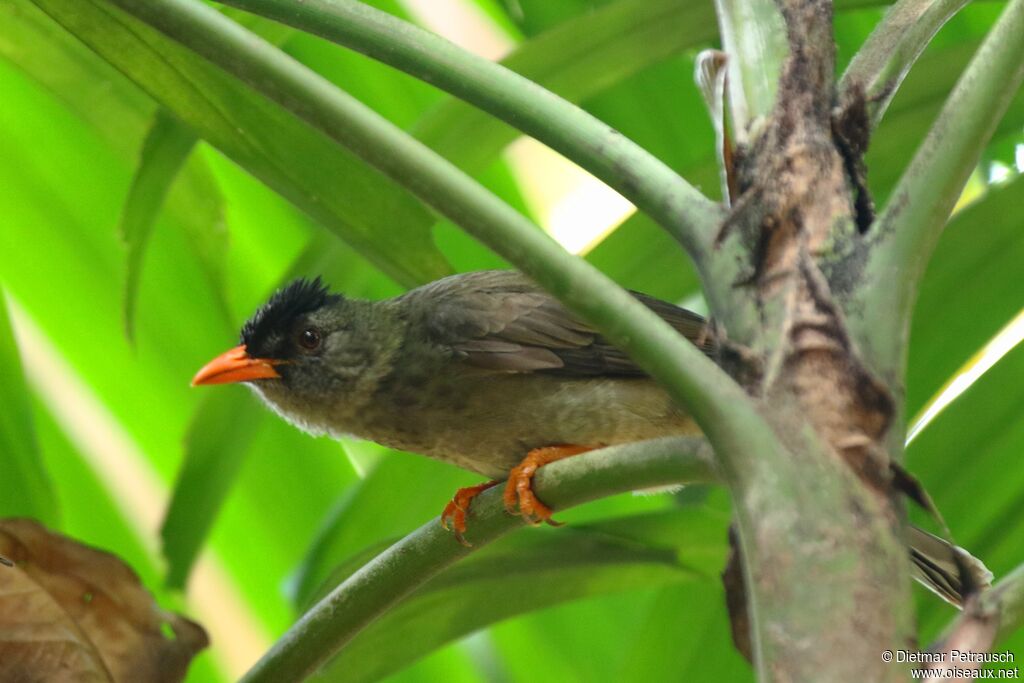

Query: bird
[
  {"left": 191, "top": 270, "right": 709, "bottom": 534},
  {"left": 192, "top": 269, "right": 989, "bottom": 604}
]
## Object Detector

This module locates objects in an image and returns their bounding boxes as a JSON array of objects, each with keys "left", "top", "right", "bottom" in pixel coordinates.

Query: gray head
[{"left": 192, "top": 278, "right": 392, "bottom": 435}]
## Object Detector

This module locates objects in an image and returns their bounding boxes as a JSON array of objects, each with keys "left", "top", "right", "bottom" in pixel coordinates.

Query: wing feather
[{"left": 400, "top": 271, "right": 713, "bottom": 375}]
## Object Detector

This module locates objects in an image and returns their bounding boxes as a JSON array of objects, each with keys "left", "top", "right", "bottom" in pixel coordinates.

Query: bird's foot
[
  {"left": 441, "top": 480, "right": 501, "bottom": 546},
  {"left": 503, "top": 445, "right": 593, "bottom": 526},
  {"left": 440, "top": 445, "right": 593, "bottom": 544}
]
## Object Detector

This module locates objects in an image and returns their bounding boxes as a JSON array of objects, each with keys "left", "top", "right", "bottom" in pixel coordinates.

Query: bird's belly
[{"left": 354, "top": 374, "right": 697, "bottom": 479}]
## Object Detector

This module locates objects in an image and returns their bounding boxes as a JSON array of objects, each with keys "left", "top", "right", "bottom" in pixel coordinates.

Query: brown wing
[{"left": 400, "top": 270, "right": 714, "bottom": 376}]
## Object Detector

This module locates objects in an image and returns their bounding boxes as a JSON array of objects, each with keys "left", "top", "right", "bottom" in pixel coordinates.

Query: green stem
[
  {"left": 695, "top": 50, "right": 735, "bottom": 204},
  {"left": 712, "top": 0, "right": 788, "bottom": 139},
  {"left": 218, "top": 0, "right": 719, "bottom": 260},
  {"left": 238, "top": 437, "right": 715, "bottom": 682},
  {"left": 839, "top": 0, "right": 973, "bottom": 128},
  {"left": 410, "top": 0, "right": 718, "bottom": 174},
  {"left": 855, "top": 0, "right": 1024, "bottom": 380}
]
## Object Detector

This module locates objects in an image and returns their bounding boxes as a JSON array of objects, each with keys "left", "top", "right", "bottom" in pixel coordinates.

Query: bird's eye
[{"left": 298, "top": 328, "right": 321, "bottom": 350}]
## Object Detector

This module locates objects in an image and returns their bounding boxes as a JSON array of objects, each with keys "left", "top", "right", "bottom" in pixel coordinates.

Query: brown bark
[{"left": 713, "top": 0, "right": 917, "bottom": 678}]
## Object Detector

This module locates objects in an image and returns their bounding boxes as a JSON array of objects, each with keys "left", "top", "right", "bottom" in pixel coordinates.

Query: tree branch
[
  {"left": 854, "top": 0, "right": 1024, "bottom": 381},
  {"left": 924, "top": 563, "right": 1024, "bottom": 680},
  {"left": 708, "top": 0, "right": 920, "bottom": 675},
  {"left": 839, "top": 0, "right": 972, "bottom": 128},
  {"left": 217, "top": 0, "right": 720, "bottom": 262},
  {"left": 238, "top": 437, "right": 715, "bottom": 682},
  {"left": 938, "top": 563, "right": 1024, "bottom": 650}
]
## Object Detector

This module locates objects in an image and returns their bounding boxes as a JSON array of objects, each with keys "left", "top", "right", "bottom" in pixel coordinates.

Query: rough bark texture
[{"left": 713, "top": 0, "right": 916, "bottom": 678}]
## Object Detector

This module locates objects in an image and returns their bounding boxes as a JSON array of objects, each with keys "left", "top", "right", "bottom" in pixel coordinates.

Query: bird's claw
[
  {"left": 442, "top": 446, "right": 591, "bottom": 541},
  {"left": 507, "top": 477, "right": 557, "bottom": 526},
  {"left": 441, "top": 504, "right": 474, "bottom": 547},
  {"left": 440, "top": 481, "right": 500, "bottom": 546}
]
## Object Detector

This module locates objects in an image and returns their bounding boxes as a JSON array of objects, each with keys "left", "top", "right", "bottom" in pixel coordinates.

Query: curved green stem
[
  {"left": 856, "top": 0, "right": 1024, "bottom": 379},
  {"left": 216, "top": 0, "right": 719, "bottom": 261},
  {"left": 410, "top": 0, "right": 718, "bottom": 175},
  {"left": 238, "top": 437, "right": 715, "bottom": 682},
  {"left": 840, "top": 0, "right": 972, "bottom": 128},
  {"left": 106, "top": 0, "right": 772, "bottom": 458}
]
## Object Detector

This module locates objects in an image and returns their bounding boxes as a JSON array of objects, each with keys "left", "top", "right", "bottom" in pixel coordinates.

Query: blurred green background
[{"left": 0, "top": 0, "right": 1021, "bottom": 680}]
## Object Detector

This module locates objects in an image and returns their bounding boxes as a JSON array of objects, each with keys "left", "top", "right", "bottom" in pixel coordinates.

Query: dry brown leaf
[
  {"left": 0, "top": 560, "right": 112, "bottom": 683},
  {"left": 0, "top": 519, "right": 208, "bottom": 683}
]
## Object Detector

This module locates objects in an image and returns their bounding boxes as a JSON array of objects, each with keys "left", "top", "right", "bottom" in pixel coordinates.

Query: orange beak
[{"left": 191, "top": 344, "right": 281, "bottom": 386}]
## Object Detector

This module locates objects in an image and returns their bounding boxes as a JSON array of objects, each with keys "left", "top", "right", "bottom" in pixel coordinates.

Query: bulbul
[{"left": 193, "top": 270, "right": 989, "bottom": 604}]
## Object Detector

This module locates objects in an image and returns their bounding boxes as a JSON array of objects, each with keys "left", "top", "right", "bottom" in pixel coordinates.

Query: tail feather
[{"left": 907, "top": 526, "right": 992, "bottom": 607}]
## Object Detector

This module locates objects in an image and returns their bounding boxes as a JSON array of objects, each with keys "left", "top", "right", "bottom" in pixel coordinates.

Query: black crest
[{"left": 241, "top": 277, "right": 338, "bottom": 349}]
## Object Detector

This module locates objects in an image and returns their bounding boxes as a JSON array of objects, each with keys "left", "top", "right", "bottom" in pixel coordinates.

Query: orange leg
[
  {"left": 503, "top": 445, "right": 594, "bottom": 526},
  {"left": 441, "top": 480, "right": 501, "bottom": 546}
]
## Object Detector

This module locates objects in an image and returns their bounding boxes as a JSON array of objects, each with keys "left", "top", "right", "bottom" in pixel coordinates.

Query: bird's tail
[{"left": 908, "top": 525, "right": 992, "bottom": 607}]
